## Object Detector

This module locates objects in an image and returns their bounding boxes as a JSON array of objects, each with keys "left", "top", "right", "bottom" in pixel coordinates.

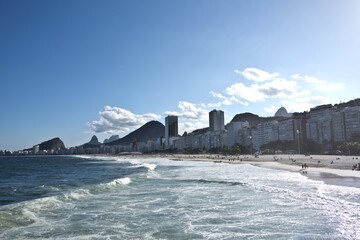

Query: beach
[
  {"left": 124, "top": 153, "right": 360, "bottom": 176},
  {"left": 118, "top": 153, "right": 360, "bottom": 187}
]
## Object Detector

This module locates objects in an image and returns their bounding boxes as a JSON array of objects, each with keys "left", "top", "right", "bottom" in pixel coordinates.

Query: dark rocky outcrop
[
  {"left": 230, "top": 112, "right": 284, "bottom": 128},
  {"left": 24, "top": 137, "right": 66, "bottom": 151},
  {"left": 103, "top": 135, "right": 119, "bottom": 144},
  {"left": 39, "top": 137, "right": 65, "bottom": 150},
  {"left": 106, "top": 121, "right": 164, "bottom": 146},
  {"left": 82, "top": 135, "right": 101, "bottom": 148}
]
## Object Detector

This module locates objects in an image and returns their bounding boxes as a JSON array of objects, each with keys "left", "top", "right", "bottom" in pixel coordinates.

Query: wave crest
[
  {"left": 142, "top": 163, "right": 157, "bottom": 171},
  {"left": 106, "top": 177, "right": 131, "bottom": 187}
]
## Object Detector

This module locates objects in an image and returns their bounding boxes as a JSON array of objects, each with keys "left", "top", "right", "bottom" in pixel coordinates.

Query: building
[
  {"left": 226, "top": 121, "right": 249, "bottom": 147},
  {"left": 306, "top": 104, "right": 333, "bottom": 144},
  {"left": 343, "top": 106, "right": 360, "bottom": 140},
  {"left": 165, "top": 115, "right": 178, "bottom": 148},
  {"left": 209, "top": 110, "right": 225, "bottom": 132},
  {"left": 274, "top": 106, "right": 292, "bottom": 118},
  {"left": 278, "top": 119, "right": 294, "bottom": 141},
  {"left": 332, "top": 110, "right": 346, "bottom": 142},
  {"left": 263, "top": 121, "right": 279, "bottom": 144}
]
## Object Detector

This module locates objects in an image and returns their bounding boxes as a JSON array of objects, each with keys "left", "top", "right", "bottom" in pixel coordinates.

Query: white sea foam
[
  {"left": 128, "top": 161, "right": 157, "bottom": 171},
  {"left": 130, "top": 160, "right": 141, "bottom": 165},
  {"left": 141, "top": 163, "right": 157, "bottom": 171},
  {"left": 2, "top": 157, "right": 360, "bottom": 239},
  {"left": 63, "top": 189, "right": 91, "bottom": 200},
  {"left": 106, "top": 177, "right": 131, "bottom": 187}
]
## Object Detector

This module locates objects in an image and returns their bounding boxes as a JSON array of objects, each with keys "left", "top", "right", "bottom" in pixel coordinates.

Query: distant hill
[
  {"left": 82, "top": 135, "right": 101, "bottom": 149},
  {"left": 230, "top": 112, "right": 284, "bottom": 128},
  {"left": 103, "top": 135, "right": 119, "bottom": 144},
  {"left": 106, "top": 121, "right": 165, "bottom": 146},
  {"left": 334, "top": 98, "right": 360, "bottom": 109},
  {"left": 190, "top": 127, "right": 209, "bottom": 135},
  {"left": 25, "top": 137, "right": 65, "bottom": 151}
]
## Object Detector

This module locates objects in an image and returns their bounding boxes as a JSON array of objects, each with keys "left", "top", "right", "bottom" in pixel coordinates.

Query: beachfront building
[
  {"left": 278, "top": 119, "right": 294, "bottom": 141},
  {"left": 165, "top": 115, "right": 178, "bottom": 149},
  {"left": 331, "top": 106, "right": 360, "bottom": 142},
  {"left": 251, "top": 127, "right": 263, "bottom": 150},
  {"left": 251, "top": 121, "right": 277, "bottom": 150},
  {"left": 209, "top": 109, "right": 225, "bottom": 131},
  {"left": 332, "top": 109, "right": 347, "bottom": 142},
  {"left": 306, "top": 104, "right": 334, "bottom": 145},
  {"left": 237, "top": 126, "right": 252, "bottom": 147},
  {"left": 342, "top": 106, "right": 360, "bottom": 140},
  {"left": 226, "top": 121, "right": 250, "bottom": 147},
  {"left": 263, "top": 121, "right": 279, "bottom": 144}
]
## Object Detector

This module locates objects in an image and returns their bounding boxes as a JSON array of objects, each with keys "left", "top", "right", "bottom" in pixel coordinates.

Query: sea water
[{"left": 0, "top": 155, "right": 359, "bottom": 239}]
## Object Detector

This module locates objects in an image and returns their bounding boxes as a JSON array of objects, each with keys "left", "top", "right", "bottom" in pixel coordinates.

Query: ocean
[{"left": 0, "top": 155, "right": 359, "bottom": 239}]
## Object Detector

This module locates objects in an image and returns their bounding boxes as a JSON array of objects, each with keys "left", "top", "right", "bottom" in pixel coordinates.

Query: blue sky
[{"left": 1, "top": 0, "right": 359, "bottom": 151}]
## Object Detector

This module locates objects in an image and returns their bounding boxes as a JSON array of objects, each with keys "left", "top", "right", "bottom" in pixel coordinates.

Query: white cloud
[
  {"left": 89, "top": 106, "right": 161, "bottom": 133},
  {"left": 264, "top": 105, "right": 278, "bottom": 114},
  {"left": 292, "top": 74, "right": 325, "bottom": 84},
  {"left": 165, "top": 101, "right": 209, "bottom": 134},
  {"left": 221, "top": 78, "right": 303, "bottom": 104},
  {"left": 291, "top": 73, "right": 344, "bottom": 93},
  {"left": 225, "top": 82, "right": 266, "bottom": 102},
  {"left": 165, "top": 101, "right": 208, "bottom": 120},
  {"left": 315, "top": 83, "right": 344, "bottom": 92},
  {"left": 208, "top": 91, "right": 248, "bottom": 107},
  {"left": 281, "top": 96, "right": 330, "bottom": 113},
  {"left": 178, "top": 101, "right": 208, "bottom": 119},
  {"left": 210, "top": 68, "right": 343, "bottom": 110},
  {"left": 237, "top": 67, "right": 278, "bottom": 82},
  {"left": 256, "top": 78, "right": 298, "bottom": 98}
]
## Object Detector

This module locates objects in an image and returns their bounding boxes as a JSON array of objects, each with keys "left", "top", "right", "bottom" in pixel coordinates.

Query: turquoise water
[{"left": 0, "top": 156, "right": 359, "bottom": 239}]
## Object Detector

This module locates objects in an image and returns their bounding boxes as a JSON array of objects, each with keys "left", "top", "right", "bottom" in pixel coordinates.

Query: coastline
[{"left": 114, "top": 153, "right": 360, "bottom": 188}]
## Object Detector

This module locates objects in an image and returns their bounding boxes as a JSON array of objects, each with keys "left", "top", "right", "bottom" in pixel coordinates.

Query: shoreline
[
  {"left": 137, "top": 153, "right": 360, "bottom": 176},
  {"left": 115, "top": 153, "right": 360, "bottom": 188}
]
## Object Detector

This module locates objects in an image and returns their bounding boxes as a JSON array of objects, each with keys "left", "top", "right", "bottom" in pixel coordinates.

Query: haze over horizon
[{"left": 1, "top": 0, "right": 359, "bottom": 151}]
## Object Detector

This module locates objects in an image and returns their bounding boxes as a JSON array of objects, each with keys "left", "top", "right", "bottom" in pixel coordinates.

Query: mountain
[
  {"left": 107, "top": 121, "right": 165, "bottom": 146},
  {"left": 24, "top": 137, "right": 65, "bottom": 151},
  {"left": 230, "top": 112, "right": 284, "bottom": 128},
  {"left": 190, "top": 127, "right": 209, "bottom": 135},
  {"left": 103, "top": 135, "right": 119, "bottom": 144},
  {"left": 82, "top": 135, "right": 101, "bottom": 148},
  {"left": 334, "top": 98, "right": 360, "bottom": 109}
]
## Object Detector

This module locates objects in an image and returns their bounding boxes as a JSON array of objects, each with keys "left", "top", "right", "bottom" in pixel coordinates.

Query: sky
[{"left": 1, "top": 0, "right": 359, "bottom": 151}]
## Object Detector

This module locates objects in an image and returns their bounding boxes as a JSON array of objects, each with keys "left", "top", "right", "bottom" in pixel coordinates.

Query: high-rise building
[
  {"left": 209, "top": 110, "right": 225, "bottom": 131},
  {"left": 226, "top": 121, "right": 249, "bottom": 147},
  {"left": 306, "top": 104, "right": 333, "bottom": 144},
  {"left": 165, "top": 115, "right": 178, "bottom": 146}
]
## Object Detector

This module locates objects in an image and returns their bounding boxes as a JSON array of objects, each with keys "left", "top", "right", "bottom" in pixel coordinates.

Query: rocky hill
[
  {"left": 24, "top": 137, "right": 66, "bottom": 151},
  {"left": 82, "top": 135, "right": 101, "bottom": 149},
  {"left": 106, "top": 121, "right": 164, "bottom": 146},
  {"left": 103, "top": 135, "right": 119, "bottom": 144},
  {"left": 40, "top": 137, "right": 66, "bottom": 150},
  {"left": 230, "top": 112, "right": 284, "bottom": 128},
  {"left": 334, "top": 98, "right": 360, "bottom": 109}
]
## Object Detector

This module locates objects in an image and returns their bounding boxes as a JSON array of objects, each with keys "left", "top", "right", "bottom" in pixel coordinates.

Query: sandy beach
[
  {"left": 140, "top": 154, "right": 359, "bottom": 176},
  {"left": 104, "top": 153, "right": 360, "bottom": 187}
]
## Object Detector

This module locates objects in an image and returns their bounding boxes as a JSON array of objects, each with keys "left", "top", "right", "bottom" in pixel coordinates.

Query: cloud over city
[
  {"left": 89, "top": 106, "right": 161, "bottom": 133},
  {"left": 165, "top": 101, "right": 209, "bottom": 134},
  {"left": 210, "top": 67, "right": 344, "bottom": 113},
  {"left": 89, "top": 67, "right": 345, "bottom": 135}
]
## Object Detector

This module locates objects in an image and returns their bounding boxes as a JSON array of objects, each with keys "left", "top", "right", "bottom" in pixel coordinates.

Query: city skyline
[{"left": 1, "top": 0, "right": 359, "bottom": 151}]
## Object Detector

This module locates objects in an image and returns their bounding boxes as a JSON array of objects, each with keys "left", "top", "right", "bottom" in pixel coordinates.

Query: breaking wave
[{"left": 105, "top": 177, "right": 131, "bottom": 187}]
